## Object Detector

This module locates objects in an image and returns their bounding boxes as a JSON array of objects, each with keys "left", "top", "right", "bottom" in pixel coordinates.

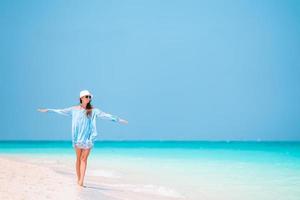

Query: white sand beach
[
  {"left": 0, "top": 155, "right": 186, "bottom": 200},
  {"left": 0, "top": 156, "right": 79, "bottom": 200}
]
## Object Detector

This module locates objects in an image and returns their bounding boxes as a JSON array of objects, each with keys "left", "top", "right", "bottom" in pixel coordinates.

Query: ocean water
[{"left": 1, "top": 141, "right": 300, "bottom": 200}]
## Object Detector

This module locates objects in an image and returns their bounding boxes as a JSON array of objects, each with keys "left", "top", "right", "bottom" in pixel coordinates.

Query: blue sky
[{"left": 0, "top": 0, "right": 299, "bottom": 141}]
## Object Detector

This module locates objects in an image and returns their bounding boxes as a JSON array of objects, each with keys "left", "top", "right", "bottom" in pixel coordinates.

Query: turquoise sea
[{"left": 1, "top": 141, "right": 300, "bottom": 200}]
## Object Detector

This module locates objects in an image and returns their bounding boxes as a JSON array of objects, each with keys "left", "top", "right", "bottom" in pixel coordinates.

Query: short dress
[{"left": 47, "top": 106, "right": 120, "bottom": 149}]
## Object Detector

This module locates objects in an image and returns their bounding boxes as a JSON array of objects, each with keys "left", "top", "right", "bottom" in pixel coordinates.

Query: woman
[{"left": 37, "top": 90, "right": 128, "bottom": 187}]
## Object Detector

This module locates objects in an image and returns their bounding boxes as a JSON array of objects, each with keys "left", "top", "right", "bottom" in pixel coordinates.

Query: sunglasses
[{"left": 84, "top": 95, "right": 92, "bottom": 99}]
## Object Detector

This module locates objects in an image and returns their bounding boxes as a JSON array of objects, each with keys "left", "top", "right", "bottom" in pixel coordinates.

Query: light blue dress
[{"left": 47, "top": 106, "right": 120, "bottom": 149}]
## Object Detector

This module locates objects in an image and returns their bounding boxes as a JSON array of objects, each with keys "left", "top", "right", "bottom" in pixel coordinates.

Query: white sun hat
[{"left": 80, "top": 90, "right": 93, "bottom": 98}]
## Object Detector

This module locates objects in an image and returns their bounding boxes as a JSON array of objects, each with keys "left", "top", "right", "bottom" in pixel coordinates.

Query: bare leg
[
  {"left": 78, "top": 148, "right": 91, "bottom": 186},
  {"left": 75, "top": 147, "right": 83, "bottom": 183}
]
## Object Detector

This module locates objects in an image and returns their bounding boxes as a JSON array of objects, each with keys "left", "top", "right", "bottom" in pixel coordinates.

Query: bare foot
[{"left": 78, "top": 180, "right": 84, "bottom": 187}]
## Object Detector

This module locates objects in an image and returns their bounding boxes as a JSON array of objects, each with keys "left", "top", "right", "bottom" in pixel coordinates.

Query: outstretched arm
[
  {"left": 94, "top": 108, "right": 128, "bottom": 124},
  {"left": 37, "top": 106, "right": 74, "bottom": 117}
]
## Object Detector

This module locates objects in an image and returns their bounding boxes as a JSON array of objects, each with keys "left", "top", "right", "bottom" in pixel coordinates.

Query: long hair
[{"left": 79, "top": 99, "right": 94, "bottom": 117}]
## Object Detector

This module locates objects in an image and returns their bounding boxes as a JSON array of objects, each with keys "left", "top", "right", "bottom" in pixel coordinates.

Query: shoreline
[{"left": 0, "top": 155, "right": 186, "bottom": 200}]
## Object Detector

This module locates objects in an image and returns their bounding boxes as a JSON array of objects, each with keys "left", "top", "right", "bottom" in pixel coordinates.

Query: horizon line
[{"left": 0, "top": 139, "right": 299, "bottom": 142}]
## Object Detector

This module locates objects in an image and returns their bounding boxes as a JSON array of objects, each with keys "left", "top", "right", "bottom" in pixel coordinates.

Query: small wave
[{"left": 103, "top": 183, "right": 184, "bottom": 198}]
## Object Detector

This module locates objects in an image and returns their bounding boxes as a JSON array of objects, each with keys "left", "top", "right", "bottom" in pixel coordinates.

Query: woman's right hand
[{"left": 37, "top": 108, "right": 48, "bottom": 112}]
